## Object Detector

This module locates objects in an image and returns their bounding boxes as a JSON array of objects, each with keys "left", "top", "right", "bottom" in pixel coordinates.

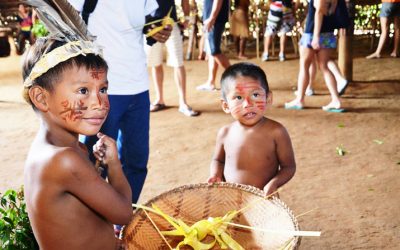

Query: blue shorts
[
  {"left": 205, "top": 22, "right": 225, "bottom": 55},
  {"left": 380, "top": 3, "right": 400, "bottom": 18},
  {"left": 299, "top": 32, "right": 337, "bottom": 49}
]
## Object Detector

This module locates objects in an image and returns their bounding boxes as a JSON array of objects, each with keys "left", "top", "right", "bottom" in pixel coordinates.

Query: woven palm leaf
[{"left": 122, "top": 183, "right": 301, "bottom": 250}]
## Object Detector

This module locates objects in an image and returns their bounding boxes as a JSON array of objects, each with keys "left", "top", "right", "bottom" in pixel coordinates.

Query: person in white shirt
[{"left": 69, "top": 0, "right": 171, "bottom": 210}]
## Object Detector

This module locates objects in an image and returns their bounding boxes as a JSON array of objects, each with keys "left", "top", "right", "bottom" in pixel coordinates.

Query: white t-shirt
[{"left": 69, "top": 0, "right": 158, "bottom": 95}]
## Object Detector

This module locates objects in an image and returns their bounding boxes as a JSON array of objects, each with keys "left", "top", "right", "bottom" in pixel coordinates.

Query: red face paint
[
  {"left": 90, "top": 68, "right": 106, "bottom": 80},
  {"left": 60, "top": 99, "right": 88, "bottom": 121}
]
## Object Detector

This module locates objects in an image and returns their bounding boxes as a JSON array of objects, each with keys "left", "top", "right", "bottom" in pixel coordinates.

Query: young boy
[
  {"left": 22, "top": 38, "right": 132, "bottom": 249},
  {"left": 207, "top": 62, "right": 296, "bottom": 195}
]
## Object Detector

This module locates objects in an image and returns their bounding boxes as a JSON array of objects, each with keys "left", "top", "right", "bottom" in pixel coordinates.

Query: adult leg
[
  {"left": 262, "top": 34, "right": 273, "bottom": 60},
  {"left": 391, "top": 16, "right": 399, "bottom": 57},
  {"left": 238, "top": 37, "right": 248, "bottom": 59},
  {"left": 213, "top": 53, "right": 230, "bottom": 69},
  {"left": 279, "top": 33, "right": 287, "bottom": 60},
  {"left": 327, "top": 60, "right": 348, "bottom": 95},
  {"left": 308, "top": 56, "right": 317, "bottom": 90},
  {"left": 119, "top": 91, "right": 150, "bottom": 203},
  {"left": 316, "top": 49, "right": 342, "bottom": 109},
  {"left": 174, "top": 66, "right": 187, "bottom": 107},
  {"left": 367, "top": 17, "right": 389, "bottom": 59},
  {"left": 151, "top": 65, "right": 164, "bottom": 105},
  {"left": 285, "top": 46, "right": 314, "bottom": 108},
  {"left": 198, "top": 34, "right": 206, "bottom": 60}
]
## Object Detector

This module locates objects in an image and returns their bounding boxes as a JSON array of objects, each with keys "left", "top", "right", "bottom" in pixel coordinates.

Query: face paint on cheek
[
  {"left": 59, "top": 99, "right": 88, "bottom": 122},
  {"left": 230, "top": 105, "right": 242, "bottom": 116},
  {"left": 90, "top": 67, "right": 106, "bottom": 80},
  {"left": 255, "top": 101, "right": 267, "bottom": 111}
]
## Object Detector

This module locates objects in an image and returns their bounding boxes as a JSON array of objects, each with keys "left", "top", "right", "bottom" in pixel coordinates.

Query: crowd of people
[{"left": 14, "top": 0, "right": 399, "bottom": 249}]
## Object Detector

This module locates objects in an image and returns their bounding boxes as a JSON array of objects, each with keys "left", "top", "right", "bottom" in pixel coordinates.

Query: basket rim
[{"left": 122, "top": 182, "right": 301, "bottom": 249}]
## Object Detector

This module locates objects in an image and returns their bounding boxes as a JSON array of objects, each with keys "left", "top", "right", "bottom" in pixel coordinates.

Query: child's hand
[
  {"left": 207, "top": 176, "right": 222, "bottom": 183},
  {"left": 93, "top": 132, "right": 119, "bottom": 165}
]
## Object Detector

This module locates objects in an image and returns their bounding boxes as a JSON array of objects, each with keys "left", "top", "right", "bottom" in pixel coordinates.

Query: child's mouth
[
  {"left": 243, "top": 112, "right": 256, "bottom": 119},
  {"left": 84, "top": 117, "right": 105, "bottom": 125}
]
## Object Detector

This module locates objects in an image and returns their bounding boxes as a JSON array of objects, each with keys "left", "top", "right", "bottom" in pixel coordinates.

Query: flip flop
[
  {"left": 284, "top": 102, "right": 303, "bottom": 110},
  {"left": 150, "top": 103, "right": 167, "bottom": 112},
  {"left": 322, "top": 106, "right": 345, "bottom": 113}
]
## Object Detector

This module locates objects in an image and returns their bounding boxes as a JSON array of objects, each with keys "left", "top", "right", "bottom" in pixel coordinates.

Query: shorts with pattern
[
  {"left": 299, "top": 32, "right": 337, "bottom": 49},
  {"left": 265, "top": 2, "right": 295, "bottom": 36},
  {"left": 145, "top": 23, "right": 183, "bottom": 67},
  {"left": 380, "top": 2, "right": 400, "bottom": 17}
]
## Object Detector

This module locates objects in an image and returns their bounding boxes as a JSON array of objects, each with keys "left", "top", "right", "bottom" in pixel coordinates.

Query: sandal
[
  {"left": 150, "top": 103, "right": 167, "bottom": 112},
  {"left": 284, "top": 100, "right": 304, "bottom": 110},
  {"left": 196, "top": 83, "right": 217, "bottom": 91},
  {"left": 179, "top": 106, "right": 200, "bottom": 117}
]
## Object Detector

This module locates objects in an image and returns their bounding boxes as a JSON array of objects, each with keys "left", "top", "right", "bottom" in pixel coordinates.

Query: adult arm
[
  {"left": 311, "top": 0, "right": 325, "bottom": 50},
  {"left": 204, "top": 0, "right": 225, "bottom": 32},
  {"left": 264, "top": 126, "right": 296, "bottom": 195},
  {"left": 207, "top": 126, "right": 228, "bottom": 183}
]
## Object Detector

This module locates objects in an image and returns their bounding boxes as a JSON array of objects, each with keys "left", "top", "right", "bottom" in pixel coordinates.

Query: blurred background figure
[
  {"left": 262, "top": 0, "right": 296, "bottom": 61},
  {"left": 145, "top": 0, "right": 200, "bottom": 117},
  {"left": 16, "top": 4, "right": 34, "bottom": 54},
  {"left": 230, "top": 0, "right": 250, "bottom": 59},
  {"left": 366, "top": 0, "right": 399, "bottom": 59}
]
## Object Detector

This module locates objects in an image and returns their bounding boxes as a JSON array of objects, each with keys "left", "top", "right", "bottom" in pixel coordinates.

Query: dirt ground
[{"left": 1, "top": 38, "right": 399, "bottom": 249}]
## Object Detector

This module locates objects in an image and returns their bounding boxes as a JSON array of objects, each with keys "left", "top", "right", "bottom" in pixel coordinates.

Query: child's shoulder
[
  {"left": 27, "top": 143, "right": 92, "bottom": 179},
  {"left": 263, "top": 118, "right": 289, "bottom": 134},
  {"left": 217, "top": 122, "right": 236, "bottom": 136}
]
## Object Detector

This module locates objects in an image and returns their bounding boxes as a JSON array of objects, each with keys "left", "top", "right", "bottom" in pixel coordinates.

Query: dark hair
[
  {"left": 22, "top": 37, "right": 108, "bottom": 109},
  {"left": 220, "top": 62, "right": 269, "bottom": 100}
]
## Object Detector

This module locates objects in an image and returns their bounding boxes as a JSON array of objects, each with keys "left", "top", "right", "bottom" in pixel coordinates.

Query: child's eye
[
  {"left": 234, "top": 96, "right": 242, "bottom": 100},
  {"left": 78, "top": 88, "right": 89, "bottom": 95},
  {"left": 253, "top": 93, "right": 260, "bottom": 98},
  {"left": 100, "top": 87, "right": 108, "bottom": 94}
]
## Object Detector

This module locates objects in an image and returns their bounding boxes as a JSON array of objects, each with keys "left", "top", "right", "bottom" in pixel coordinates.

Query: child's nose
[
  {"left": 243, "top": 96, "right": 253, "bottom": 107},
  {"left": 90, "top": 92, "right": 103, "bottom": 109}
]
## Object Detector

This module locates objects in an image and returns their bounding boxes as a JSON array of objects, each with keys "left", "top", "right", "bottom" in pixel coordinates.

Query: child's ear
[
  {"left": 266, "top": 91, "right": 273, "bottom": 106},
  {"left": 29, "top": 86, "right": 49, "bottom": 112},
  {"left": 221, "top": 99, "right": 230, "bottom": 114}
]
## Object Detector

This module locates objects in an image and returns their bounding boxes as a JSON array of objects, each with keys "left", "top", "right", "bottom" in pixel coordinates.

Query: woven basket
[{"left": 122, "top": 183, "right": 300, "bottom": 250}]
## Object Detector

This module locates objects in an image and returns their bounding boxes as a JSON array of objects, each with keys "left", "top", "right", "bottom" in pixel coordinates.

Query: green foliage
[{"left": 0, "top": 187, "right": 38, "bottom": 250}]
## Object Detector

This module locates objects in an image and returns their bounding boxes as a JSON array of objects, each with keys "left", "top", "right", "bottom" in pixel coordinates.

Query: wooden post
[{"left": 338, "top": 0, "right": 355, "bottom": 82}]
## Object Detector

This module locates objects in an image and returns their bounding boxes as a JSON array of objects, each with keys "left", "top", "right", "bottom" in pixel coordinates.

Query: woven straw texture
[{"left": 122, "top": 183, "right": 300, "bottom": 250}]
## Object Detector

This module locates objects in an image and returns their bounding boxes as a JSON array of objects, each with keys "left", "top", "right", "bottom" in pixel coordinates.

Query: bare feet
[
  {"left": 390, "top": 52, "right": 398, "bottom": 58},
  {"left": 366, "top": 53, "right": 381, "bottom": 59}
]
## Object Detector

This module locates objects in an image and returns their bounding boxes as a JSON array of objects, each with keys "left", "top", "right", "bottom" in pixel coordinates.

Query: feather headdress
[{"left": 23, "top": 0, "right": 102, "bottom": 87}]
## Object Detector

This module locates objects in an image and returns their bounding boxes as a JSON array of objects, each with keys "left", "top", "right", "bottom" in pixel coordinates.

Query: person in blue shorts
[
  {"left": 196, "top": 0, "right": 231, "bottom": 91},
  {"left": 366, "top": 0, "right": 400, "bottom": 59},
  {"left": 285, "top": 0, "right": 344, "bottom": 112}
]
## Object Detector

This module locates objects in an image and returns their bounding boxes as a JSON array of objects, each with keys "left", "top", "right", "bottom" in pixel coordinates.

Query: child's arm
[
  {"left": 93, "top": 132, "right": 132, "bottom": 205},
  {"left": 207, "top": 127, "right": 228, "bottom": 183},
  {"left": 264, "top": 126, "right": 296, "bottom": 195},
  {"left": 57, "top": 134, "right": 132, "bottom": 225}
]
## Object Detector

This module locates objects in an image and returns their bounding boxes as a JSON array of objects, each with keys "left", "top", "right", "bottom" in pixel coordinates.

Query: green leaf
[
  {"left": 337, "top": 123, "right": 345, "bottom": 128},
  {"left": 372, "top": 139, "right": 383, "bottom": 145},
  {"left": 336, "top": 145, "right": 347, "bottom": 156}
]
